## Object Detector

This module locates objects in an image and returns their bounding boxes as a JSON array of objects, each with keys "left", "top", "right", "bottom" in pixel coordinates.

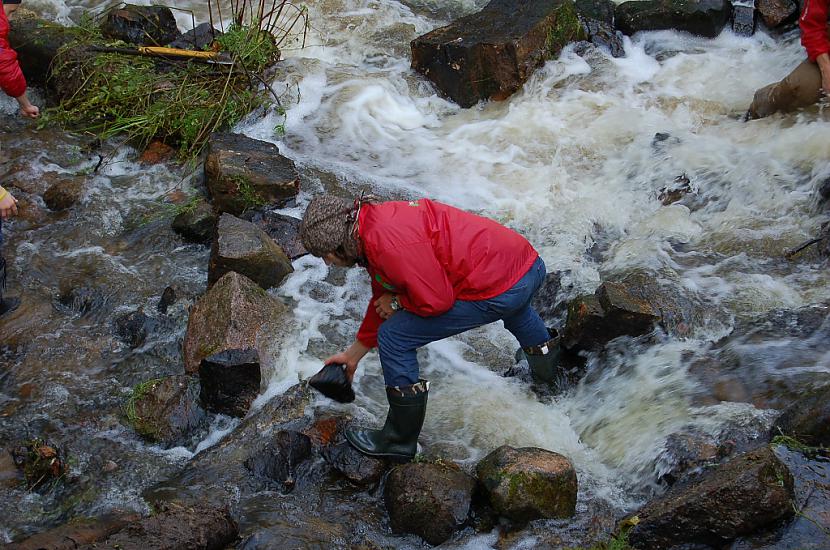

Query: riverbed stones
[
  {"left": 42, "top": 173, "right": 86, "bottom": 211},
  {"left": 756, "top": 0, "right": 798, "bottom": 29},
  {"left": 322, "top": 441, "right": 387, "bottom": 486},
  {"left": 100, "top": 5, "right": 180, "bottom": 47},
  {"left": 410, "top": 0, "right": 586, "bottom": 108},
  {"left": 199, "top": 348, "right": 261, "bottom": 417},
  {"left": 476, "top": 446, "right": 578, "bottom": 523},
  {"left": 208, "top": 213, "right": 293, "bottom": 289},
  {"left": 205, "top": 132, "right": 300, "bottom": 216},
  {"left": 126, "top": 375, "right": 204, "bottom": 447},
  {"left": 771, "top": 385, "right": 830, "bottom": 447},
  {"left": 563, "top": 281, "right": 659, "bottom": 351},
  {"left": 171, "top": 196, "right": 215, "bottom": 244},
  {"left": 627, "top": 446, "right": 794, "bottom": 549},
  {"left": 615, "top": 0, "right": 732, "bottom": 38},
  {"left": 5, "top": 511, "right": 141, "bottom": 550},
  {"left": 182, "top": 271, "right": 287, "bottom": 374},
  {"left": 383, "top": 461, "right": 476, "bottom": 545}
]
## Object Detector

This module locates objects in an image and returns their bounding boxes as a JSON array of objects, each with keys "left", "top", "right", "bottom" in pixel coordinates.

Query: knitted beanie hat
[{"left": 299, "top": 195, "right": 358, "bottom": 259}]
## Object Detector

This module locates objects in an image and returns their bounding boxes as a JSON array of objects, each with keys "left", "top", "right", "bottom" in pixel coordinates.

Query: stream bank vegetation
[{"left": 43, "top": 0, "right": 308, "bottom": 160}]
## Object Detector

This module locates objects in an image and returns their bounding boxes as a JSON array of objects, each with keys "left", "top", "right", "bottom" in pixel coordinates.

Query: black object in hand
[{"left": 308, "top": 363, "right": 355, "bottom": 403}]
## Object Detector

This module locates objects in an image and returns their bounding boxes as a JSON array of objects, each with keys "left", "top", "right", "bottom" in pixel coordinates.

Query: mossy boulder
[
  {"left": 208, "top": 213, "right": 294, "bottom": 290},
  {"left": 125, "top": 375, "right": 205, "bottom": 447},
  {"left": 182, "top": 271, "right": 287, "bottom": 374},
  {"left": 476, "top": 445, "right": 578, "bottom": 523},
  {"left": 771, "top": 385, "right": 830, "bottom": 447},
  {"left": 383, "top": 460, "right": 476, "bottom": 545}
]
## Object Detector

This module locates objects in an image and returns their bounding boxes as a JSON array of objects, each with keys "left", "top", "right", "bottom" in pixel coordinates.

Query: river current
[{"left": 1, "top": 0, "right": 829, "bottom": 546}]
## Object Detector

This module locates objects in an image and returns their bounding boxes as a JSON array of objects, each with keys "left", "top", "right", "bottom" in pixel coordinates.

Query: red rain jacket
[
  {"left": 355, "top": 199, "right": 539, "bottom": 348},
  {"left": 0, "top": 1, "right": 26, "bottom": 98},
  {"left": 801, "top": 0, "right": 830, "bottom": 62}
]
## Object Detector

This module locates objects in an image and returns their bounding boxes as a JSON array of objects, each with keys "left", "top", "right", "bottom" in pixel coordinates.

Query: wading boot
[
  {"left": 345, "top": 380, "right": 429, "bottom": 461},
  {"left": 515, "top": 329, "right": 562, "bottom": 384},
  {"left": 0, "top": 257, "right": 19, "bottom": 318}
]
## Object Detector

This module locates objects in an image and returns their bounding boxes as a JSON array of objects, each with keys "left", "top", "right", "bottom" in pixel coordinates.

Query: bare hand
[
  {"left": 324, "top": 340, "right": 370, "bottom": 383},
  {"left": 374, "top": 293, "right": 397, "bottom": 320},
  {"left": 0, "top": 190, "right": 19, "bottom": 219},
  {"left": 20, "top": 104, "right": 39, "bottom": 119}
]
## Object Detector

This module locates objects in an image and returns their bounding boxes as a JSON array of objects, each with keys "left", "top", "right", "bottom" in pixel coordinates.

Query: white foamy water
[{"left": 9, "top": 0, "right": 830, "bottom": 541}]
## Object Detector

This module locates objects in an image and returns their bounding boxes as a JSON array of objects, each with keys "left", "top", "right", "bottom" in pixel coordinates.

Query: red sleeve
[
  {"left": 377, "top": 241, "right": 455, "bottom": 317},
  {"left": 356, "top": 277, "right": 384, "bottom": 348},
  {"left": 0, "top": 53, "right": 27, "bottom": 99},
  {"left": 801, "top": 0, "right": 830, "bottom": 62}
]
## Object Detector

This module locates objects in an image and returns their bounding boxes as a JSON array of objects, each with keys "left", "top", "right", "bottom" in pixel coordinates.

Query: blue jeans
[{"left": 377, "top": 256, "right": 550, "bottom": 386}]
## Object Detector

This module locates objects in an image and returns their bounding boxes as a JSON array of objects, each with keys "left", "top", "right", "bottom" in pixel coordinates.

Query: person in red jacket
[
  {"left": 748, "top": 0, "right": 830, "bottom": 118},
  {"left": 1, "top": 0, "right": 39, "bottom": 118},
  {"left": 300, "top": 194, "right": 560, "bottom": 460}
]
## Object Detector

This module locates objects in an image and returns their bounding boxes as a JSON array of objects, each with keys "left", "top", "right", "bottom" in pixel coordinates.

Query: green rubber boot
[
  {"left": 515, "top": 329, "right": 562, "bottom": 384},
  {"left": 345, "top": 380, "right": 429, "bottom": 461},
  {"left": 0, "top": 257, "right": 19, "bottom": 318}
]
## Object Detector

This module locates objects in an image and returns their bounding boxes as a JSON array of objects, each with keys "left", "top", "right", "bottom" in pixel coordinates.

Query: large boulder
[
  {"left": 7, "top": 15, "right": 75, "bottom": 91},
  {"left": 125, "top": 375, "right": 205, "bottom": 447},
  {"left": 476, "top": 446, "right": 578, "bottom": 523},
  {"left": 757, "top": 0, "right": 798, "bottom": 29},
  {"left": 208, "top": 214, "right": 294, "bottom": 290},
  {"left": 205, "top": 133, "right": 300, "bottom": 216},
  {"left": 42, "top": 173, "right": 86, "bottom": 211},
  {"left": 627, "top": 446, "right": 794, "bottom": 549},
  {"left": 182, "top": 271, "right": 287, "bottom": 374},
  {"left": 615, "top": 0, "right": 731, "bottom": 38},
  {"left": 563, "top": 281, "right": 660, "bottom": 351},
  {"left": 242, "top": 209, "right": 307, "bottom": 259},
  {"left": 100, "top": 5, "right": 180, "bottom": 46},
  {"left": 771, "top": 385, "right": 830, "bottom": 447},
  {"left": 383, "top": 461, "right": 476, "bottom": 545},
  {"left": 410, "top": 0, "right": 586, "bottom": 108},
  {"left": 199, "top": 348, "right": 261, "bottom": 418},
  {"left": 171, "top": 196, "right": 216, "bottom": 244}
]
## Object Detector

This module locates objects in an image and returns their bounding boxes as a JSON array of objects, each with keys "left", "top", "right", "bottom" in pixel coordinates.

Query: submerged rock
[
  {"left": 322, "top": 441, "right": 387, "bottom": 486},
  {"left": 100, "top": 5, "right": 180, "bottom": 46},
  {"left": 182, "top": 271, "right": 286, "bottom": 374},
  {"left": 615, "top": 0, "right": 731, "bottom": 38},
  {"left": 244, "top": 430, "right": 312, "bottom": 493},
  {"left": 628, "top": 446, "right": 794, "bottom": 549},
  {"left": 208, "top": 213, "right": 294, "bottom": 290},
  {"left": 410, "top": 0, "right": 586, "bottom": 108},
  {"left": 126, "top": 375, "right": 204, "bottom": 447},
  {"left": 476, "top": 445, "right": 578, "bottom": 523},
  {"left": 384, "top": 461, "right": 476, "bottom": 545},
  {"left": 114, "top": 309, "right": 156, "bottom": 348},
  {"left": 771, "top": 386, "right": 830, "bottom": 447},
  {"left": 205, "top": 133, "right": 300, "bottom": 216},
  {"left": 6, "top": 511, "right": 141, "bottom": 550},
  {"left": 199, "top": 348, "right": 261, "bottom": 417},
  {"left": 10, "top": 438, "right": 69, "bottom": 491},
  {"left": 42, "top": 172, "right": 86, "bottom": 211},
  {"left": 171, "top": 196, "right": 216, "bottom": 244}
]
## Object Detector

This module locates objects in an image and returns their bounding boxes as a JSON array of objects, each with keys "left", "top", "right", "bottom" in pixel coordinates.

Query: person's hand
[
  {"left": 374, "top": 293, "right": 398, "bottom": 320},
  {"left": 823, "top": 73, "right": 830, "bottom": 97},
  {"left": 0, "top": 189, "right": 19, "bottom": 219},
  {"left": 324, "top": 340, "right": 370, "bottom": 383},
  {"left": 16, "top": 95, "right": 39, "bottom": 119}
]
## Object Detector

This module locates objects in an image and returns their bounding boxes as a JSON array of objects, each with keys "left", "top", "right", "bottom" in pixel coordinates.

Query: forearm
[
  {"left": 345, "top": 340, "right": 371, "bottom": 363},
  {"left": 818, "top": 53, "right": 830, "bottom": 92}
]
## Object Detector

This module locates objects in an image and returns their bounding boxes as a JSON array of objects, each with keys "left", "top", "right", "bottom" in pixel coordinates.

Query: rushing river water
[{"left": 1, "top": 0, "right": 830, "bottom": 546}]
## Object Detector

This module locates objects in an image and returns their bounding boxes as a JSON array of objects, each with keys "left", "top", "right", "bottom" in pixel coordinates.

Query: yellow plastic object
[{"left": 137, "top": 47, "right": 219, "bottom": 60}]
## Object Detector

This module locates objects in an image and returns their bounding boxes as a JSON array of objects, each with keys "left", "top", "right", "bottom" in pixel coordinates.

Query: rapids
[{"left": 1, "top": 0, "right": 829, "bottom": 547}]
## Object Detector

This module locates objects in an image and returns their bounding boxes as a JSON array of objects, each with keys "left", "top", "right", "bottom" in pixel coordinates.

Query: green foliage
[
  {"left": 772, "top": 434, "right": 826, "bottom": 455},
  {"left": 546, "top": 3, "right": 585, "bottom": 56},
  {"left": 216, "top": 23, "right": 280, "bottom": 73},
  {"left": 234, "top": 176, "right": 268, "bottom": 208},
  {"left": 124, "top": 378, "right": 163, "bottom": 437},
  {"left": 136, "top": 194, "right": 203, "bottom": 227}
]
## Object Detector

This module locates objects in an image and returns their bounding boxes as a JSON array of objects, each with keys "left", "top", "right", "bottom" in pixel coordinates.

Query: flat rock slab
[
  {"left": 615, "top": 0, "right": 731, "bottom": 38},
  {"left": 628, "top": 446, "right": 794, "bottom": 549},
  {"left": 411, "top": 0, "right": 585, "bottom": 107},
  {"left": 7, "top": 512, "right": 141, "bottom": 550}
]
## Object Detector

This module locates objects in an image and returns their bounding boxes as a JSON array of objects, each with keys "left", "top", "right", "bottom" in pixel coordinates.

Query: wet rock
[
  {"left": 171, "top": 196, "right": 216, "bottom": 244},
  {"left": 476, "top": 446, "right": 577, "bottom": 523},
  {"left": 241, "top": 209, "right": 307, "bottom": 259},
  {"left": 7, "top": 16, "right": 75, "bottom": 91},
  {"left": 169, "top": 23, "right": 222, "bottom": 51},
  {"left": 100, "top": 5, "right": 180, "bottom": 46},
  {"left": 139, "top": 140, "right": 176, "bottom": 164},
  {"left": 11, "top": 438, "right": 69, "bottom": 491},
  {"left": 659, "top": 174, "right": 692, "bottom": 206},
  {"left": 199, "top": 348, "right": 261, "bottom": 417},
  {"left": 732, "top": 2, "right": 756, "bottom": 37},
  {"left": 575, "top": 0, "right": 616, "bottom": 25},
  {"left": 42, "top": 173, "right": 86, "bottom": 211},
  {"left": 114, "top": 309, "right": 156, "bottom": 348},
  {"left": 57, "top": 284, "right": 113, "bottom": 318},
  {"left": 654, "top": 431, "right": 722, "bottom": 486},
  {"left": 205, "top": 132, "right": 300, "bottom": 216},
  {"left": 563, "top": 281, "right": 659, "bottom": 351},
  {"left": 244, "top": 430, "right": 312, "bottom": 493},
  {"left": 757, "top": 0, "right": 798, "bottom": 29},
  {"left": 410, "top": 0, "right": 586, "bottom": 108},
  {"left": 0, "top": 449, "right": 24, "bottom": 488},
  {"left": 615, "top": 0, "right": 732, "bottom": 38},
  {"left": 182, "top": 270, "right": 287, "bottom": 374},
  {"left": 578, "top": 17, "right": 625, "bottom": 58},
  {"left": 86, "top": 503, "right": 238, "bottom": 549},
  {"left": 208, "top": 213, "right": 294, "bottom": 290},
  {"left": 627, "top": 446, "right": 794, "bottom": 549},
  {"left": 6, "top": 511, "right": 141, "bottom": 550},
  {"left": 302, "top": 415, "right": 347, "bottom": 448},
  {"left": 771, "top": 385, "right": 830, "bottom": 447},
  {"left": 126, "top": 375, "right": 205, "bottom": 447},
  {"left": 384, "top": 461, "right": 476, "bottom": 545},
  {"left": 157, "top": 286, "right": 176, "bottom": 314},
  {"left": 322, "top": 441, "right": 387, "bottom": 486}
]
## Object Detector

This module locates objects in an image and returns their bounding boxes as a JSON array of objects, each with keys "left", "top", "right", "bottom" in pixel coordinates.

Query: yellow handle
[{"left": 137, "top": 47, "right": 219, "bottom": 60}]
